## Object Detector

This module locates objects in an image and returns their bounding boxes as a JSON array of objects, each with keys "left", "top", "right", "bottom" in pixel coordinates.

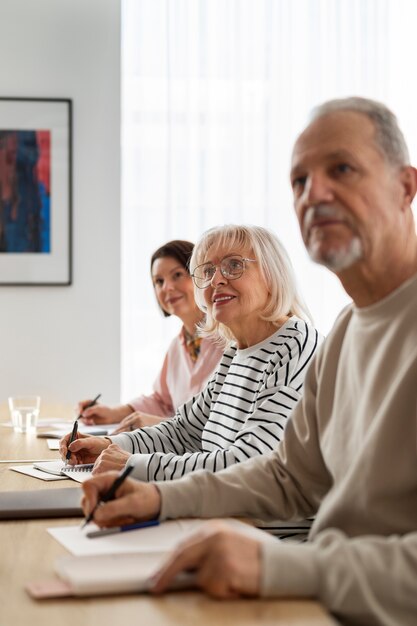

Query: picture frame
[{"left": 0, "top": 97, "right": 72, "bottom": 285}]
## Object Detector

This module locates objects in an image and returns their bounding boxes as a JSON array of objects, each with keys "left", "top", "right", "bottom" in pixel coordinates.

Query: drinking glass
[{"left": 8, "top": 396, "right": 41, "bottom": 433}]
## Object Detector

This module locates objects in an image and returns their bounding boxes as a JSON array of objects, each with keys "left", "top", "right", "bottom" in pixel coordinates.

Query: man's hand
[
  {"left": 92, "top": 444, "right": 132, "bottom": 474},
  {"left": 81, "top": 472, "right": 161, "bottom": 527},
  {"left": 152, "top": 522, "right": 262, "bottom": 598},
  {"left": 111, "top": 411, "right": 165, "bottom": 434},
  {"left": 59, "top": 433, "right": 111, "bottom": 465}
]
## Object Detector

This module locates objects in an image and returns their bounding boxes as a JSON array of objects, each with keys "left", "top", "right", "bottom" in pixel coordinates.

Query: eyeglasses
[{"left": 192, "top": 255, "right": 256, "bottom": 289}]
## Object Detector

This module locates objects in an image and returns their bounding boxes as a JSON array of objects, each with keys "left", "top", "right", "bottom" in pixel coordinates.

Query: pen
[
  {"left": 65, "top": 393, "right": 101, "bottom": 464},
  {"left": 86, "top": 519, "right": 159, "bottom": 538},
  {"left": 81, "top": 463, "right": 135, "bottom": 528}
]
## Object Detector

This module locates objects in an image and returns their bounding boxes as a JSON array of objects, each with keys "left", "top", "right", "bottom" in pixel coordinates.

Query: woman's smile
[{"left": 212, "top": 292, "right": 236, "bottom": 307}]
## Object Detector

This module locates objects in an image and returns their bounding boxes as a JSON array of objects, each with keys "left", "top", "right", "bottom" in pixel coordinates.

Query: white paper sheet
[
  {"left": 48, "top": 518, "right": 272, "bottom": 557},
  {"left": 48, "top": 519, "right": 200, "bottom": 556},
  {"left": 47, "top": 439, "right": 60, "bottom": 450}
]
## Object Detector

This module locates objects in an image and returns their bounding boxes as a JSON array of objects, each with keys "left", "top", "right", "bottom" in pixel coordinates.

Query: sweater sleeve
[{"left": 260, "top": 528, "right": 417, "bottom": 626}]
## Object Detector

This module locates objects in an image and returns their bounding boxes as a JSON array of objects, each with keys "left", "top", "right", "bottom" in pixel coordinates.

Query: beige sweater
[{"left": 157, "top": 272, "right": 417, "bottom": 626}]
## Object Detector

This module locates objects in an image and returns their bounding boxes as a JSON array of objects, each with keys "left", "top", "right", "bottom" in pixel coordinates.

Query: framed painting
[{"left": 0, "top": 97, "right": 72, "bottom": 285}]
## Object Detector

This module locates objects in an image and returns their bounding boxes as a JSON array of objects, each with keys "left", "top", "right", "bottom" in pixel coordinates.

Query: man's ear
[{"left": 399, "top": 165, "right": 417, "bottom": 210}]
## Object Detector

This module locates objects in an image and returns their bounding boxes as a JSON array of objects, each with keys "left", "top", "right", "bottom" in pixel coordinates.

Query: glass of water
[{"left": 8, "top": 396, "right": 41, "bottom": 433}]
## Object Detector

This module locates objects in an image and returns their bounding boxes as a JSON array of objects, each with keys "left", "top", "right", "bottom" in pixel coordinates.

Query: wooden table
[{"left": 0, "top": 404, "right": 337, "bottom": 626}]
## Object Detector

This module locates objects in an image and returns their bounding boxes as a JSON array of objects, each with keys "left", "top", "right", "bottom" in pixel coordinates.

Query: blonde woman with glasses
[{"left": 61, "top": 225, "right": 322, "bottom": 481}]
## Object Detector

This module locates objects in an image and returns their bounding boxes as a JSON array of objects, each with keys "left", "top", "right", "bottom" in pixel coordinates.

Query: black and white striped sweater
[{"left": 111, "top": 316, "right": 321, "bottom": 481}]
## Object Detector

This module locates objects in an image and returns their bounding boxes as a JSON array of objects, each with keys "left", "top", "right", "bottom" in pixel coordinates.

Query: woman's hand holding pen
[
  {"left": 78, "top": 400, "right": 132, "bottom": 425},
  {"left": 81, "top": 472, "right": 161, "bottom": 527},
  {"left": 59, "top": 433, "right": 111, "bottom": 466}
]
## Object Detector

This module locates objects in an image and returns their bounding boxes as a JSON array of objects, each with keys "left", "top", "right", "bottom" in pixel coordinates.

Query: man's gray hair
[{"left": 311, "top": 97, "right": 410, "bottom": 167}]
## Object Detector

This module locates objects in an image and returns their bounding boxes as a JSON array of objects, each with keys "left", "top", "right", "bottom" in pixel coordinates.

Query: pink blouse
[{"left": 129, "top": 329, "right": 223, "bottom": 417}]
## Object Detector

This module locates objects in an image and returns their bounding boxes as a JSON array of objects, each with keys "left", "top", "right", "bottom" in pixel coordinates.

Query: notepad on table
[
  {"left": 26, "top": 552, "right": 194, "bottom": 598},
  {"left": 11, "top": 461, "right": 94, "bottom": 483},
  {"left": 10, "top": 465, "right": 68, "bottom": 481},
  {"left": 33, "top": 461, "right": 94, "bottom": 482}
]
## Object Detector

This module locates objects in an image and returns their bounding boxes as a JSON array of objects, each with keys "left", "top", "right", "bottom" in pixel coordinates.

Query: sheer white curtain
[{"left": 121, "top": 0, "right": 417, "bottom": 400}]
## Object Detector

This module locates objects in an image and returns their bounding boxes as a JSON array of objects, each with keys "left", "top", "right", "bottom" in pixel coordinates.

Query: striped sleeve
[
  {"left": 134, "top": 381, "right": 300, "bottom": 481},
  {"left": 110, "top": 382, "right": 214, "bottom": 458}
]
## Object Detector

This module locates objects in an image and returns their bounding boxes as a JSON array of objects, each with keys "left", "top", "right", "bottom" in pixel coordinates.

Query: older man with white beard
[{"left": 82, "top": 97, "right": 417, "bottom": 626}]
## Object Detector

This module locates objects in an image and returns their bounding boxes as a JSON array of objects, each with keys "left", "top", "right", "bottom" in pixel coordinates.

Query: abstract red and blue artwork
[{"left": 0, "top": 129, "right": 50, "bottom": 253}]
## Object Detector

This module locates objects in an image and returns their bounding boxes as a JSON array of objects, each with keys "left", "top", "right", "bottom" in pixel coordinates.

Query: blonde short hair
[{"left": 190, "top": 224, "right": 312, "bottom": 345}]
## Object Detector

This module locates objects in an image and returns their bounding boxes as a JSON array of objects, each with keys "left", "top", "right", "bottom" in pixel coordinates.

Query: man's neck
[{"left": 337, "top": 244, "right": 417, "bottom": 308}]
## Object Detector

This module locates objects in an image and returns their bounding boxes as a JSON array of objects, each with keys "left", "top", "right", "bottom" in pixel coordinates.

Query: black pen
[
  {"left": 65, "top": 393, "right": 101, "bottom": 464},
  {"left": 81, "top": 463, "right": 135, "bottom": 528}
]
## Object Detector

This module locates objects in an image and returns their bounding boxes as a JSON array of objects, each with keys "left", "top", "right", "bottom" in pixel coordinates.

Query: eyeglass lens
[{"left": 197, "top": 256, "right": 244, "bottom": 284}]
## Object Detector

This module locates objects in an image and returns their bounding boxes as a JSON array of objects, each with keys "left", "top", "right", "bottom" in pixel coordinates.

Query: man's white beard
[
  {"left": 308, "top": 236, "right": 363, "bottom": 272},
  {"left": 303, "top": 205, "right": 364, "bottom": 272}
]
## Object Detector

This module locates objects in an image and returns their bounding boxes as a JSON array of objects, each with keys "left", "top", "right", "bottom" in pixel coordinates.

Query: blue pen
[{"left": 86, "top": 519, "right": 159, "bottom": 539}]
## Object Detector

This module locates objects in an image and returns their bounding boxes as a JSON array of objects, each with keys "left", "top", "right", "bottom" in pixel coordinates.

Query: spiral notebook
[{"left": 31, "top": 461, "right": 94, "bottom": 482}]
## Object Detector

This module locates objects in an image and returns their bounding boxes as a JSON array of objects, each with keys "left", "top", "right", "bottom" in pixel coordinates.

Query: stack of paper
[{"left": 27, "top": 552, "right": 193, "bottom": 598}]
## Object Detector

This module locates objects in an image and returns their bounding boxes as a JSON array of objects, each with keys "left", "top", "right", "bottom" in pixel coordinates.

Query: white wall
[{"left": 0, "top": 0, "right": 121, "bottom": 407}]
